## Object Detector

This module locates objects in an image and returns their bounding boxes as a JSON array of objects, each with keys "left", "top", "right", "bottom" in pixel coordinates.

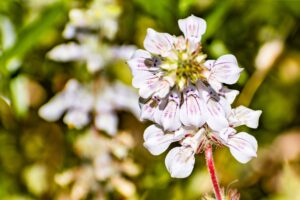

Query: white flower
[
  {"left": 218, "top": 128, "right": 258, "bottom": 163},
  {"left": 228, "top": 105, "right": 262, "bottom": 128},
  {"left": 218, "top": 86, "right": 239, "bottom": 105},
  {"left": 139, "top": 96, "right": 161, "bottom": 122},
  {"left": 95, "top": 113, "right": 118, "bottom": 136},
  {"left": 198, "top": 81, "right": 230, "bottom": 131},
  {"left": 165, "top": 146, "right": 195, "bottom": 178},
  {"left": 216, "top": 104, "right": 261, "bottom": 164},
  {"left": 165, "top": 128, "right": 204, "bottom": 178},
  {"left": 178, "top": 15, "right": 206, "bottom": 52},
  {"left": 143, "top": 124, "right": 206, "bottom": 178},
  {"left": 94, "top": 81, "right": 139, "bottom": 135},
  {"left": 155, "top": 90, "right": 181, "bottom": 131},
  {"left": 47, "top": 42, "right": 83, "bottom": 62},
  {"left": 40, "top": 79, "right": 139, "bottom": 134},
  {"left": 63, "top": 109, "right": 90, "bottom": 129},
  {"left": 38, "top": 94, "right": 68, "bottom": 122},
  {"left": 129, "top": 15, "right": 262, "bottom": 178},
  {"left": 111, "top": 45, "right": 137, "bottom": 60},
  {"left": 128, "top": 15, "right": 243, "bottom": 130},
  {"left": 39, "top": 79, "right": 81, "bottom": 121},
  {"left": 204, "top": 55, "right": 243, "bottom": 92},
  {"left": 144, "top": 28, "right": 175, "bottom": 57},
  {"left": 143, "top": 125, "right": 184, "bottom": 155},
  {"left": 180, "top": 85, "right": 207, "bottom": 128},
  {"left": 63, "top": 0, "right": 121, "bottom": 40}
]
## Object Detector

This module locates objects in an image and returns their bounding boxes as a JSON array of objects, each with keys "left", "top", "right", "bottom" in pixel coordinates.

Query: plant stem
[{"left": 205, "top": 144, "right": 222, "bottom": 200}]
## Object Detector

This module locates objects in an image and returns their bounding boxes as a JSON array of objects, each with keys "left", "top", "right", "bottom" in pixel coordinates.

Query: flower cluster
[
  {"left": 39, "top": 79, "right": 139, "bottom": 135},
  {"left": 40, "top": 0, "right": 139, "bottom": 135},
  {"left": 55, "top": 130, "right": 140, "bottom": 199},
  {"left": 47, "top": 0, "right": 135, "bottom": 73},
  {"left": 128, "top": 15, "right": 262, "bottom": 178}
]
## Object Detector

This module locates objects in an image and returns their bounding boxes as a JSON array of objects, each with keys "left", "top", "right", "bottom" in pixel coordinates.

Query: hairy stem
[{"left": 205, "top": 144, "right": 222, "bottom": 200}]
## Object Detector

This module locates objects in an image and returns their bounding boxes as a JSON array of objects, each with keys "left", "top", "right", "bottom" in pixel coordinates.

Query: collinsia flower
[
  {"left": 128, "top": 14, "right": 262, "bottom": 199},
  {"left": 62, "top": 0, "right": 121, "bottom": 40},
  {"left": 39, "top": 79, "right": 139, "bottom": 135},
  {"left": 47, "top": 0, "right": 135, "bottom": 73},
  {"left": 41, "top": 0, "right": 139, "bottom": 133},
  {"left": 38, "top": 1, "right": 141, "bottom": 199},
  {"left": 55, "top": 130, "right": 140, "bottom": 199}
]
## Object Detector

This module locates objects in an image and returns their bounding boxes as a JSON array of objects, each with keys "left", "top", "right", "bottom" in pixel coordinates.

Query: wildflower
[
  {"left": 62, "top": 0, "right": 121, "bottom": 40},
  {"left": 143, "top": 101, "right": 261, "bottom": 178},
  {"left": 47, "top": 0, "right": 135, "bottom": 73},
  {"left": 48, "top": 38, "right": 136, "bottom": 73},
  {"left": 38, "top": 79, "right": 93, "bottom": 129},
  {"left": 128, "top": 15, "right": 262, "bottom": 179},
  {"left": 55, "top": 130, "right": 139, "bottom": 199},
  {"left": 128, "top": 15, "right": 243, "bottom": 132},
  {"left": 39, "top": 79, "right": 139, "bottom": 135}
]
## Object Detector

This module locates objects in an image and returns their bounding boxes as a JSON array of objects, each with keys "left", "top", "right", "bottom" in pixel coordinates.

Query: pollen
[{"left": 174, "top": 46, "right": 208, "bottom": 90}]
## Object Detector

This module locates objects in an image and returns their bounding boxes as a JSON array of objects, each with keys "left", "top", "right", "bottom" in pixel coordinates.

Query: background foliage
[{"left": 1, "top": 0, "right": 300, "bottom": 199}]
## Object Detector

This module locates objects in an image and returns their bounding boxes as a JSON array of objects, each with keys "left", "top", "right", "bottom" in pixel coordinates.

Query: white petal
[
  {"left": 228, "top": 132, "right": 258, "bottom": 163},
  {"left": 180, "top": 86, "right": 207, "bottom": 127},
  {"left": 47, "top": 42, "right": 83, "bottom": 62},
  {"left": 178, "top": 15, "right": 206, "bottom": 43},
  {"left": 39, "top": 95, "right": 67, "bottom": 121},
  {"left": 219, "top": 87, "right": 239, "bottom": 105},
  {"left": 209, "top": 54, "right": 243, "bottom": 85},
  {"left": 71, "top": 89, "right": 94, "bottom": 112},
  {"left": 108, "top": 81, "right": 140, "bottom": 118},
  {"left": 63, "top": 24, "right": 76, "bottom": 39},
  {"left": 203, "top": 60, "right": 215, "bottom": 70},
  {"left": 165, "top": 146, "right": 195, "bottom": 178},
  {"left": 127, "top": 49, "right": 159, "bottom": 76},
  {"left": 86, "top": 53, "right": 104, "bottom": 73},
  {"left": 229, "top": 106, "right": 262, "bottom": 128},
  {"left": 159, "top": 91, "right": 181, "bottom": 131},
  {"left": 140, "top": 98, "right": 159, "bottom": 122},
  {"left": 218, "top": 127, "right": 237, "bottom": 142},
  {"left": 207, "top": 78, "right": 223, "bottom": 92},
  {"left": 136, "top": 75, "right": 161, "bottom": 99},
  {"left": 174, "top": 126, "right": 193, "bottom": 139},
  {"left": 63, "top": 109, "right": 90, "bottom": 129},
  {"left": 111, "top": 45, "right": 137, "bottom": 60},
  {"left": 143, "top": 28, "right": 175, "bottom": 56},
  {"left": 153, "top": 79, "right": 173, "bottom": 99},
  {"left": 143, "top": 125, "right": 176, "bottom": 155},
  {"left": 95, "top": 113, "right": 118, "bottom": 136},
  {"left": 132, "top": 71, "right": 157, "bottom": 88},
  {"left": 181, "top": 128, "right": 205, "bottom": 151},
  {"left": 203, "top": 90, "right": 229, "bottom": 131}
]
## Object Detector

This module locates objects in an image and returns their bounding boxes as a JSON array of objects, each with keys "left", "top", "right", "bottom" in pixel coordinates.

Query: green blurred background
[{"left": 1, "top": 0, "right": 300, "bottom": 199}]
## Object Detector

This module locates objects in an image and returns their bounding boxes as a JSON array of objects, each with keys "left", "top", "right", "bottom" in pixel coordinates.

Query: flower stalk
[{"left": 205, "top": 144, "right": 222, "bottom": 200}]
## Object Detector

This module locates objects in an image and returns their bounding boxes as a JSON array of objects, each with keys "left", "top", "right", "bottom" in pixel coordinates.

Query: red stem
[{"left": 205, "top": 144, "right": 222, "bottom": 200}]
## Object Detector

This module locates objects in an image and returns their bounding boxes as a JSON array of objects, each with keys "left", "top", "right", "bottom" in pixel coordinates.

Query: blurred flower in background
[{"left": 36, "top": 0, "right": 141, "bottom": 199}]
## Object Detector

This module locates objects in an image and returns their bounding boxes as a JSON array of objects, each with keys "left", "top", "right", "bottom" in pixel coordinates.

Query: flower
[
  {"left": 39, "top": 79, "right": 139, "bottom": 135},
  {"left": 143, "top": 105, "right": 261, "bottom": 178},
  {"left": 55, "top": 130, "right": 140, "bottom": 199},
  {"left": 62, "top": 0, "right": 121, "bottom": 40},
  {"left": 128, "top": 15, "right": 243, "bottom": 131},
  {"left": 128, "top": 15, "right": 262, "bottom": 178},
  {"left": 47, "top": 0, "right": 135, "bottom": 73},
  {"left": 47, "top": 38, "right": 136, "bottom": 73}
]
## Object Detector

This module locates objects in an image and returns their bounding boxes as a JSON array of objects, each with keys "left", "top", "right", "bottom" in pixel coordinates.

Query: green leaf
[
  {"left": 0, "top": 2, "right": 66, "bottom": 75},
  {"left": 133, "top": 0, "right": 176, "bottom": 31},
  {"left": 9, "top": 75, "right": 29, "bottom": 118},
  {"left": 203, "top": 0, "right": 233, "bottom": 41}
]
